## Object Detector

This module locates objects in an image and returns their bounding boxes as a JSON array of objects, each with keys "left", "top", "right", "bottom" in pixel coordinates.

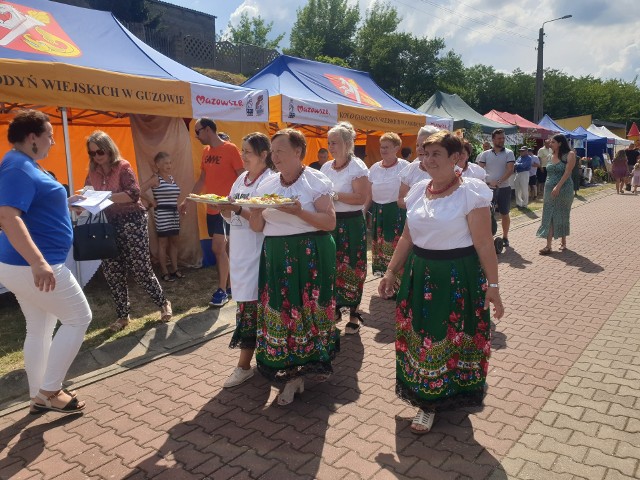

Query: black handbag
[{"left": 73, "top": 212, "right": 118, "bottom": 261}]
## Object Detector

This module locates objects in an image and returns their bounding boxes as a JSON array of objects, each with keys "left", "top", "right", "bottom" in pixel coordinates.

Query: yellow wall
[{"left": 555, "top": 114, "right": 592, "bottom": 131}]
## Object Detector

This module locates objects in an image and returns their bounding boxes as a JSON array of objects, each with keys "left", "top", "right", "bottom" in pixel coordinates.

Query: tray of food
[
  {"left": 233, "top": 193, "right": 297, "bottom": 208},
  {"left": 186, "top": 193, "right": 234, "bottom": 205}
]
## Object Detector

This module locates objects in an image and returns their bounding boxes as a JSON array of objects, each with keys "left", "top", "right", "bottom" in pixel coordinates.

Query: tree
[
  {"left": 353, "top": 2, "right": 447, "bottom": 106},
  {"left": 287, "top": 0, "right": 360, "bottom": 61},
  {"left": 226, "top": 12, "right": 285, "bottom": 50}
]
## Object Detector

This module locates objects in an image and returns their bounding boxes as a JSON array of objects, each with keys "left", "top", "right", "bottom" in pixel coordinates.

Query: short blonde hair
[
  {"left": 380, "top": 132, "right": 401, "bottom": 147},
  {"left": 86, "top": 130, "right": 121, "bottom": 171},
  {"left": 328, "top": 121, "right": 356, "bottom": 155}
]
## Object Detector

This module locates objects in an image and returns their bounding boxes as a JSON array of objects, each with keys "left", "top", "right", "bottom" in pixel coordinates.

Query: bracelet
[{"left": 488, "top": 283, "right": 499, "bottom": 288}]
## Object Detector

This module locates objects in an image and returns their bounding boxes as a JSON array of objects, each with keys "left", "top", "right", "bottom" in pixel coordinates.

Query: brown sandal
[
  {"left": 539, "top": 246, "right": 552, "bottom": 255},
  {"left": 160, "top": 300, "right": 172, "bottom": 322},
  {"left": 109, "top": 317, "right": 130, "bottom": 332},
  {"left": 559, "top": 242, "right": 567, "bottom": 251}
]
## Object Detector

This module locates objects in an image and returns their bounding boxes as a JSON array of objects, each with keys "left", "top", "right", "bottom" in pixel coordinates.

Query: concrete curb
[{"left": 0, "top": 302, "right": 237, "bottom": 416}]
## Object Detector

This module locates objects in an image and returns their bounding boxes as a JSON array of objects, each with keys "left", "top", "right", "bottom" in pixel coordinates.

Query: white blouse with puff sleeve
[
  {"left": 405, "top": 177, "right": 493, "bottom": 250},
  {"left": 320, "top": 156, "right": 369, "bottom": 212},
  {"left": 256, "top": 167, "right": 333, "bottom": 237}
]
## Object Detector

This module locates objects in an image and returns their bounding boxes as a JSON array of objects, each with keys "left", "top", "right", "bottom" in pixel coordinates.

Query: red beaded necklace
[
  {"left": 280, "top": 166, "right": 305, "bottom": 187},
  {"left": 244, "top": 168, "right": 267, "bottom": 187},
  {"left": 332, "top": 157, "right": 351, "bottom": 172},
  {"left": 427, "top": 176, "right": 460, "bottom": 195},
  {"left": 381, "top": 158, "right": 399, "bottom": 169}
]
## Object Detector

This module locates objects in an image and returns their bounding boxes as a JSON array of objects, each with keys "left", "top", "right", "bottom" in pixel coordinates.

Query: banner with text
[
  {"left": 190, "top": 84, "right": 269, "bottom": 122},
  {"left": 0, "top": 60, "right": 192, "bottom": 116},
  {"left": 338, "top": 104, "right": 427, "bottom": 134},
  {"left": 281, "top": 95, "right": 338, "bottom": 127}
]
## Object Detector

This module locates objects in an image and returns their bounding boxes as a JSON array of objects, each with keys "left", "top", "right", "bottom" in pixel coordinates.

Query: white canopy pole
[
  {"left": 60, "top": 107, "right": 82, "bottom": 285},
  {"left": 60, "top": 107, "right": 74, "bottom": 194}
]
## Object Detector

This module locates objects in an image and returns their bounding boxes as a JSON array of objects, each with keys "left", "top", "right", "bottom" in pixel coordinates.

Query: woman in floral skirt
[
  {"left": 219, "top": 133, "right": 274, "bottom": 388},
  {"left": 379, "top": 131, "right": 504, "bottom": 434},
  {"left": 321, "top": 122, "right": 370, "bottom": 334},
  {"left": 368, "top": 132, "right": 409, "bottom": 278},
  {"left": 249, "top": 128, "right": 339, "bottom": 406}
]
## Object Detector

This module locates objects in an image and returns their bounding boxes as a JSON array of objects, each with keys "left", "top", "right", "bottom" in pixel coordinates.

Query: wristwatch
[{"left": 331, "top": 191, "right": 339, "bottom": 202}]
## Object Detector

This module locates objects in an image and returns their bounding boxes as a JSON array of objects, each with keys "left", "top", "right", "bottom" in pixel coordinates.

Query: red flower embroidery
[
  {"left": 447, "top": 353, "right": 460, "bottom": 370},
  {"left": 395, "top": 338, "right": 408, "bottom": 352}
]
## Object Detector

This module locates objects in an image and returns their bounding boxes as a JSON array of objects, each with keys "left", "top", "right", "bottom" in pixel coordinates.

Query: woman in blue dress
[{"left": 537, "top": 134, "right": 576, "bottom": 254}]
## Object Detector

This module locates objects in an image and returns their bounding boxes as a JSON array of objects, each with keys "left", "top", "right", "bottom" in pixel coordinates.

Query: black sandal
[
  {"left": 171, "top": 270, "right": 185, "bottom": 279},
  {"left": 31, "top": 390, "right": 85, "bottom": 415},
  {"left": 345, "top": 312, "right": 364, "bottom": 335},
  {"left": 161, "top": 273, "right": 175, "bottom": 282}
]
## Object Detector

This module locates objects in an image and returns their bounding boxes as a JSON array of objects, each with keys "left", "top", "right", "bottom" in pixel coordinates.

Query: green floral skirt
[
  {"left": 229, "top": 301, "right": 258, "bottom": 350},
  {"left": 395, "top": 246, "right": 491, "bottom": 411},
  {"left": 256, "top": 232, "right": 340, "bottom": 383},
  {"left": 332, "top": 212, "right": 367, "bottom": 309},
  {"left": 372, "top": 201, "right": 406, "bottom": 276}
]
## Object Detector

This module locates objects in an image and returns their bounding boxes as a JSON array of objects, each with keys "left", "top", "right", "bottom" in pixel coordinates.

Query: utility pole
[
  {"left": 533, "top": 15, "right": 572, "bottom": 123},
  {"left": 533, "top": 27, "right": 544, "bottom": 123}
]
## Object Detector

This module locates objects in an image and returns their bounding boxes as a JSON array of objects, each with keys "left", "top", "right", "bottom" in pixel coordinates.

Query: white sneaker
[{"left": 223, "top": 367, "right": 254, "bottom": 388}]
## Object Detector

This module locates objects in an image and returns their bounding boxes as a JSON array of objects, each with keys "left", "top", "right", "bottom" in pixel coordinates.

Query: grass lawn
[
  {"left": 0, "top": 182, "right": 615, "bottom": 376},
  {"left": 508, "top": 182, "right": 612, "bottom": 218}
]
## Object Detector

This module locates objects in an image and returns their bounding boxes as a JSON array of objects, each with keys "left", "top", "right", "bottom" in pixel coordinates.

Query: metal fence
[{"left": 122, "top": 22, "right": 278, "bottom": 75}]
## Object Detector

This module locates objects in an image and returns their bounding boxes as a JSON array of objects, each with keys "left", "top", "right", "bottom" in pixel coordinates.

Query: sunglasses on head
[{"left": 88, "top": 149, "right": 105, "bottom": 158}]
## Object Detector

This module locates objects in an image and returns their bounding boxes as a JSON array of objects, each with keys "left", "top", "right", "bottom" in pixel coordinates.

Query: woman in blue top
[{"left": 0, "top": 110, "right": 91, "bottom": 415}]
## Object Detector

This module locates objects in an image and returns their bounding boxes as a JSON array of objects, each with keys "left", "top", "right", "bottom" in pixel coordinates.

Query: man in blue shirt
[{"left": 514, "top": 146, "right": 532, "bottom": 208}]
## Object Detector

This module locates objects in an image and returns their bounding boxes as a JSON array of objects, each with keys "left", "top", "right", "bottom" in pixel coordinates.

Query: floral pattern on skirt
[
  {"left": 256, "top": 233, "right": 340, "bottom": 383},
  {"left": 372, "top": 201, "right": 406, "bottom": 276},
  {"left": 332, "top": 214, "right": 367, "bottom": 308},
  {"left": 395, "top": 251, "right": 490, "bottom": 411},
  {"left": 229, "top": 300, "right": 258, "bottom": 349}
]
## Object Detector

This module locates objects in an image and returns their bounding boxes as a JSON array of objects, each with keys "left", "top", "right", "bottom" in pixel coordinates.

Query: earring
[{"left": 32, "top": 143, "right": 38, "bottom": 154}]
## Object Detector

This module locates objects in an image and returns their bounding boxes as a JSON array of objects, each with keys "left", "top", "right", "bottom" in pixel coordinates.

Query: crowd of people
[{"left": 4, "top": 107, "right": 635, "bottom": 433}]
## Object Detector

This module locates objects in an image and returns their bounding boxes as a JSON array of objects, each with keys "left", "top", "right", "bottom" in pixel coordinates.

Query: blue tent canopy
[
  {"left": 243, "top": 55, "right": 422, "bottom": 113},
  {"left": 572, "top": 126, "right": 608, "bottom": 161},
  {"left": 537, "top": 115, "right": 587, "bottom": 141}
]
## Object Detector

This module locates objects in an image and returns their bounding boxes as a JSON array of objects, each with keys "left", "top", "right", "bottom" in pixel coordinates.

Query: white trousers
[
  {"left": 0, "top": 262, "right": 91, "bottom": 397},
  {"left": 514, "top": 171, "right": 530, "bottom": 207}
]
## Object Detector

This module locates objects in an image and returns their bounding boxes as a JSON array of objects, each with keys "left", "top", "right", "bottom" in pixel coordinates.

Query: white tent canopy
[{"left": 588, "top": 124, "right": 633, "bottom": 146}]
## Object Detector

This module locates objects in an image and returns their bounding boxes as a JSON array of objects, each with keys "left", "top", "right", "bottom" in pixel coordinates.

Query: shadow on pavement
[
  {"left": 551, "top": 249, "right": 604, "bottom": 273},
  {"left": 498, "top": 248, "right": 533, "bottom": 270},
  {"left": 366, "top": 294, "right": 396, "bottom": 345},
  {"left": 0, "top": 412, "right": 82, "bottom": 476},
  {"left": 131, "top": 333, "right": 365, "bottom": 479},
  {"left": 375, "top": 410, "right": 507, "bottom": 479},
  {"left": 491, "top": 323, "right": 507, "bottom": 351}
]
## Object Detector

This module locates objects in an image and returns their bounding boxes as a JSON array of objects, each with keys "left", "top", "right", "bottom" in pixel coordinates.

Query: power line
[
  {"left": 435, "top": 0, "right": 537, "bottom": 33},
  {"left": 415, "top": 0, "right": 537, "bottom": 42},
  {"left": 389, "top": 0, "right": 535, "bottom": 49}
]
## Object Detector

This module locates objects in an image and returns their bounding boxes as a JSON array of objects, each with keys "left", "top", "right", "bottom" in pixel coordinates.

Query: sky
[{"left": 162, "top": 0, "right": 640, "bottom": 85}]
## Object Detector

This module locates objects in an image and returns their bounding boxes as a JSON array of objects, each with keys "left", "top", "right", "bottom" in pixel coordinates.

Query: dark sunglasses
[
  {"left": 88, "top": 149, "right": 106, "bottom": 157},
  {"left": 195, "top": 126, "right": 205, "bottom": 135}
]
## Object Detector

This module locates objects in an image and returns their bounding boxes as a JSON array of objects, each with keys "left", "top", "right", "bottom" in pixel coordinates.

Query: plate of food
[
  {"left": 187, "top": 193, "right": 234, "bottom": 205},
  {"left": 233, "top": 193, "right": 297, "bottom": 208}
]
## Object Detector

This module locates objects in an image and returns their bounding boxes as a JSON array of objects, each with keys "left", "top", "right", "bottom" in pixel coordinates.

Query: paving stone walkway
[{"left": 0, "top": 189, "right": 638, "bottom": 480}]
